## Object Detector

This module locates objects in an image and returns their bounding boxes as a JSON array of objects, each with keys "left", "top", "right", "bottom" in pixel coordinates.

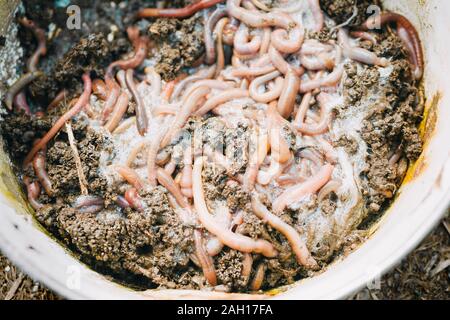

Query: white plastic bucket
[{"left": 0, "top": 0, "right": 449, "bottom": 300}]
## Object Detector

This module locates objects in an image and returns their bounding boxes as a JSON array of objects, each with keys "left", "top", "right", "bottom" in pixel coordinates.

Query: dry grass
[{"left": 1, "top": 216, "right": 448, "bottom": 300}]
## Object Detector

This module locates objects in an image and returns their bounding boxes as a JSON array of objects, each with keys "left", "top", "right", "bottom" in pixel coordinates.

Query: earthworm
[
  {"left": 299, "top": 64, "right": 344, "bottom": 93},
  {"left": 267, "top": 102, "right": 291, "bottom": 163},
  {"left": 257, "top": 158, "right": 282, "bottom": 185},
  {"left": 388, "top": 145, "right": 403, "bottom": 167},
  {"left": 231, "top": 63, "right": 276, "bottom": 77},
  {"left": 307, "top": 0, "right": 324, "bottom": 32},
  {"left": 277, "top": 69, "right": 300, "bottom": 118},
  {"left": 115, "top": 195, "right": 131, "bottom": 209},
  {"left": 272, "top": 163, "right": 334, "bottom": 213},
  {"left": 144, "top": 67, "right": 162, "bottom": 97},
  {"left": 300, "top": 51, "right": 335, "bottom": 71},
  {"left": 396, "top": 24, "right": 423, "bottom": 80},
  {"left": 273, "top": 1, "right": 302, "bottom": 13},
  {"left": 137, "top": 0, "right": 224, "bottom": 18},
  {"left": 113, "top": 116, "right": 136, "bottom": 134},
  {"left": 205, "top": 7, "right": 228, "bottom": 65},
  {"left": 171, "top": 66, "right": 216, "bottom": 101},
  {"left": 193, "top": 229, "right": 218, "bottom": 286},
  {"left": 234, "top": 23, "right": 262, "bottom": 55},
  {"left": 295, "top": 92, "right": 333, "bottom": 135},
  {"left": 101, "top": 75, "right": 121, "bottom": 122},
  {"left": 241, "top": 253, "right": 253, "bottom": 285},
  {"left": 104, "top": 92, "right": 130, "bottom": 132},
  {"left": 13, "top": 92, "right": 31, "bottom": 115},
  {"left": 147, "top": 120, "right": 170, "bottom": 186},
  {"left": 214, "top": 17, "right": 229, "bottom": 77},
  {"left": 19, "top": 17, "right": 47, "bottom": 73},
  {"left": 156, "top": 168, "right": 190, "bottom": 209},
  {"left": 243, "top": 128, "right": 266, "bottom": 191},
  {"left": 124, "top": 188, "right": 146, "bottom": 211},
  {"left": 183, "top": 79, "right": 233, "bottom": 102},
  {"left": 271, "top": 22, "right": 304, "bottom": 54},
  {"left": 268, "top": 46, "right": 303, "bottom": 75},
  {"left": 47, "top": 90, "right": 68, "bottom": 111},
  {"left": 126, "top": 141, "right": 146, "bottom": 167},
  {"left": 259, "top": 27, "right": 271, "bottom": 54},
  {"left": 125, "top": 69, "right": 148, "bottom": 135},
  {"left": 161, "top": 86, "right": 210, "bottom": 148},
  {"left": 360, "top": 12, "right": 423, "bottom": 80},
  {"left": 249, "top": 71, "right": 283, "bottom": 103},
  {"left": 115, "top": 165, "right": 145, "bottom": 191},
  {"left": 153, "top": 105, "right": 179, "bottom": 116},
  {"left": 180, "top": 144, "right": 193, "bottom": 193},
  {"left": 32, "top": 150, "right": 53, "bottom": 196},
  {"left": 251, "top": 195, "right": 318, "bottom": 269},
  {"left": 277, "top": 172, "right": 307, "bottom": 186},
  {"left": 350, "top": 31, "right": 378, "bottom": 45},
  {"left": 72, "top": 195, "right": 104, "bottom": 210},
  {"left": 5, "top": 71, "right": 43, "bottom": 111},
  {"left": 227, "top": 0, "right": 292, "bottom": 29},
  {"left": 23, "top": 177, "right": 43, "bottom": 210},
  {"left": 196, "top": 88, "right": 249, "bottom": 115},
  {"left": 317, "top": 180, "right": 341, "bottom": 201},
  {"left": 250, "top": 262, "right": 266, "bottom": 291},
  {"left": 106, "top": 30, "right": 149, "bottom": 75},
  {"left": 161, "top": 79, "right": 179, "bottom": 102},
  {"left": 315, "top": 136, "right": 338, "bottom": 164},
  {"left": 116, "top": 70, "right": 131, "bottom": 98},
  {"left": 193, "top": 157, "right": 277, "bottom": 257},
  {"left": 338, "top": 29, "right": 388, "bottom": 67},
  {"left": 301, "top": 39, "right": 334, "bottom": 55},
  {"left": 23, "top": 73, "right": 92, "bottom": 166}
]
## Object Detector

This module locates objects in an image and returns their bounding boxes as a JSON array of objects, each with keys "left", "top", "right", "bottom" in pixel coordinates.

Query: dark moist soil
[
  {"left": 0, "top": 1, "right": 427, "bottom": 293},
  {"left": 148, "top": 14, "right": 205, "bottom": 81}
]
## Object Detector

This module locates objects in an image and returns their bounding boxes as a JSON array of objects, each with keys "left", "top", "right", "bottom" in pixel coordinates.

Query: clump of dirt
[
  {"left": 215, "top": 249, "right": 246, "bottom": 290},
  {"left": 320, "top": 0, "right": 380, "bottom": 27},
  {"left": 148, "top": 14, "right": 204, "bottom": 81},
  {"left": 0, "top": 112, "right": 52, "bottom": 163}
]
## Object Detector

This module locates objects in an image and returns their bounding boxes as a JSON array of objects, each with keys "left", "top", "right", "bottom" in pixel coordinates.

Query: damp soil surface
[{"left": 0, "top": 0, "right": 429, "bottom": 294}]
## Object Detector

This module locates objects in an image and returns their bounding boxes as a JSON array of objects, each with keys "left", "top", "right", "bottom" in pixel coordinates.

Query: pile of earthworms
[{"left": 5, "top": 0, "right": 423, "bottom": 289}]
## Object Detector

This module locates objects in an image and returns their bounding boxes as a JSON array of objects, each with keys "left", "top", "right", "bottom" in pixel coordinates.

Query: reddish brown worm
[{"left": 137, "top": 0, "right": 224, "bottom": 18}]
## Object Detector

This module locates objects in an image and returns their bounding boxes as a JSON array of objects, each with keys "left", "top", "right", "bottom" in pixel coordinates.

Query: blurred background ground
[{"left": 1, "top": 215, "right": 448, "bottom": 300}]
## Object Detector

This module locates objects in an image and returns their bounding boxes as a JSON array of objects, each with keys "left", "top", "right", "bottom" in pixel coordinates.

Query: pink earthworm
[
  {"left": 272, "top": 163, "right": 334, "bottom": 213},
  {"left": 193, "top": 157, "right": 277, "bottom": 257},
  {"left": 233, "top": 23, "right": 262, "bottom": 55},
  {"left": 196, "top": 88, "right": 248, "bottom": 116},
  {"left": 248, "top": 71, "right": 283, "bottom": 103},
  {"left": 124, "top": 188, "right": 146, "bottom": 212},
  {"left": 277, "top": 69, "right": 300, "bottom": 118},
  {"left": 104, "top": 92, "right": 130, "bottom": 132},
  {"left": 251, "top": 195, "right": 318, "bottom": 269}
]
